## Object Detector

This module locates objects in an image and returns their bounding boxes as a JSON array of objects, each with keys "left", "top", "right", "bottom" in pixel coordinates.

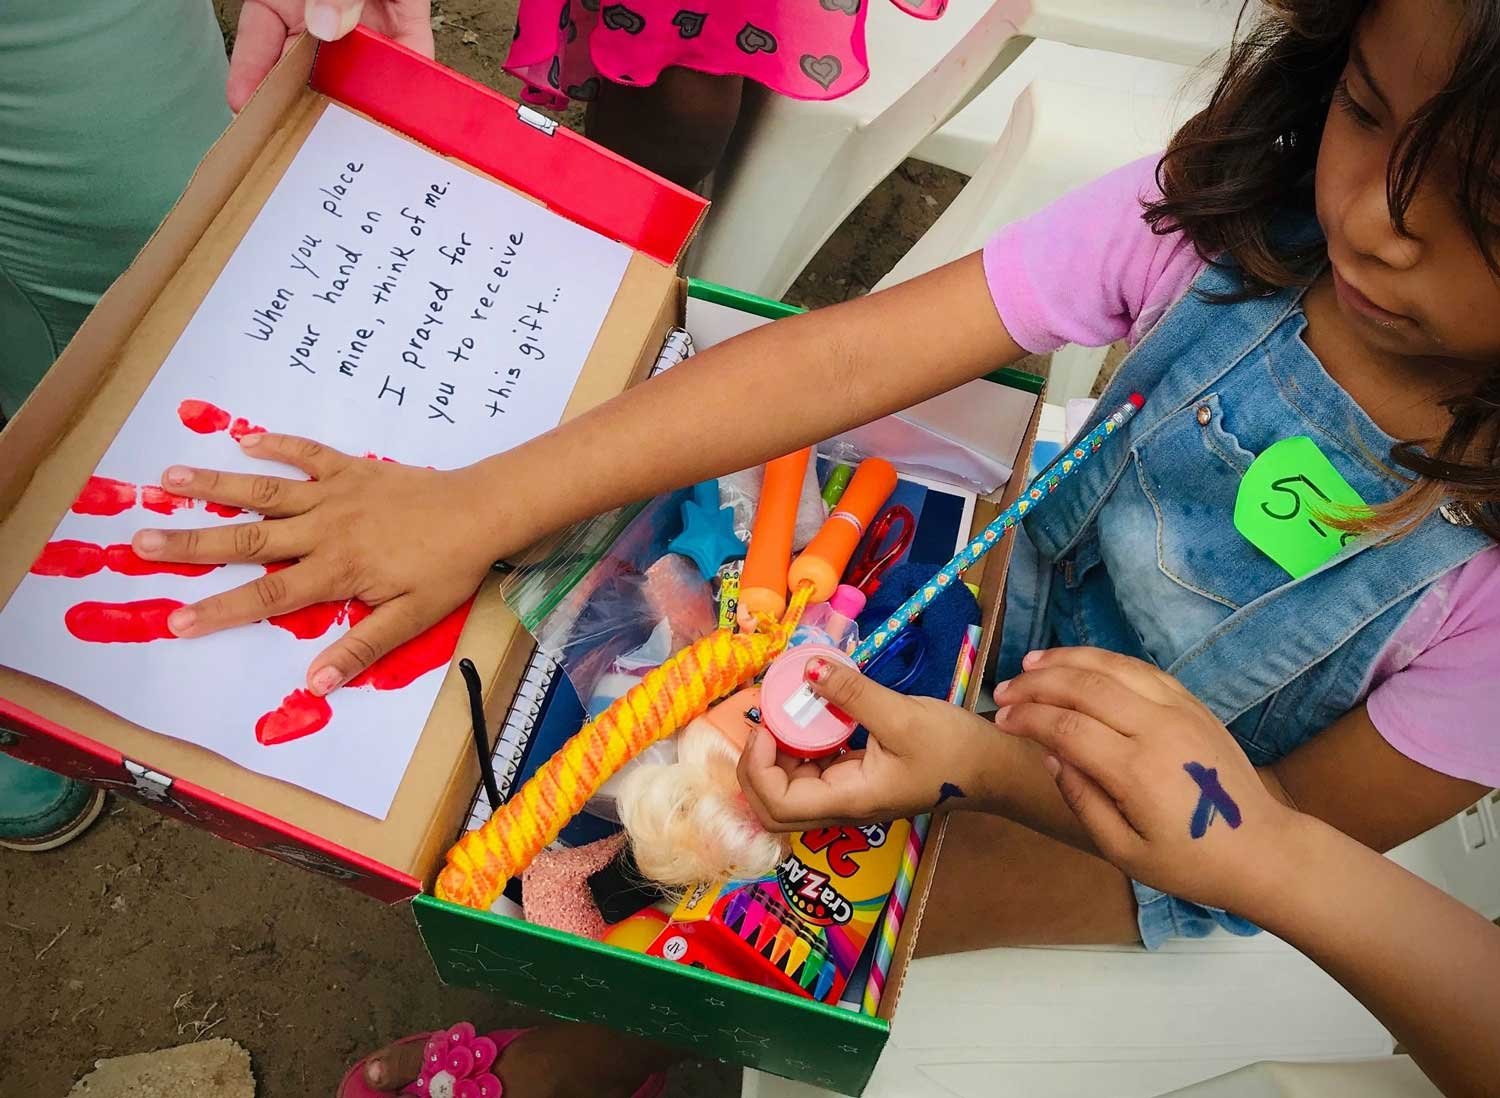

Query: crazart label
[{"left": 774, "top": 822, "right": 904, "bottom": 927}]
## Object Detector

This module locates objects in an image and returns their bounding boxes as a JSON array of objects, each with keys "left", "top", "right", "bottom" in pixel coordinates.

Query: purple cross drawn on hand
[{"left": 1184, "top": 762, "right": 1242, "bottom": 839}]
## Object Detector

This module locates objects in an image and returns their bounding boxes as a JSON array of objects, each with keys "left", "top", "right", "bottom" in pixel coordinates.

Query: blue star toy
[{"left": 669, "top": 479, "right": 746, "bottom": 580}]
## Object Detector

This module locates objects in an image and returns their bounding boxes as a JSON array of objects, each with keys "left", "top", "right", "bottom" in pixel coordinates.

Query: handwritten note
[
  {"left": 1233, "top": 436, "right": 1367, "bottom": 579},
  {"left": 0, "top": 105, "right": 632, "bottom": 818}
]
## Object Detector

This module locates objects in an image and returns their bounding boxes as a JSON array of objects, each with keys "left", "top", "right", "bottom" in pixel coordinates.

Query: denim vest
[{"left": 999, "top": 260, "right": 1491, "bottom": 766}]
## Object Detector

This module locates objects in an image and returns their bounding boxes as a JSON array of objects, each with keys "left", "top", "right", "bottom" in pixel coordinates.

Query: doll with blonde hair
[{"left": 615, "top": 686, "right": 787, "bottom": 889}]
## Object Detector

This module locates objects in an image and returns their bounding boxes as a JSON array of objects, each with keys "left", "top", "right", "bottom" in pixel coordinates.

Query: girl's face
[{"left": 1315, "top": 0, "right": 1500, "bottom": 364}]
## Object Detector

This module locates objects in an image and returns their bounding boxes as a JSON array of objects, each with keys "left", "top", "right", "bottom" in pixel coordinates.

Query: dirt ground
[{"left": 1, "top": 4, "right": 967, "bottom": 1096}]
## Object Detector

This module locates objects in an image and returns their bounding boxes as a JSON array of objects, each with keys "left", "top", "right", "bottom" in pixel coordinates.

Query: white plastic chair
[
  {"left": 871, "top": 77, "right": 1202, "bottom": 405},
  {"left": 911, "top": 37, "right": 1204, "bottom": 178},
  {"left": 688, "top": 0, "right": 1245, "bottom": 301},
  {"left": 1157, "top": 1057, "right": 1444, "bottom": 1098}
]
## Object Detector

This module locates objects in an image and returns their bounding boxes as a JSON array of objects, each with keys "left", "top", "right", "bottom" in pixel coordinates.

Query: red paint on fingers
[
  {"left": 32, "top": 540, "right": 220, "bottom": 578},
  {"left": 178, "top": 399, "right": 232, "bottom": 434},
  {"left": 72, "top": 476, "right": 137, "bottom": 516},
  {"left": 178, "top": 399, "right": 265, "bottom": 441},
  {"left": 348, "top": 599, "right": 472, "bottom": 691},
  {"left": 103, "top": 544, "right": 219, "bottom": 578},
  {"left": 140, "top": 486, "right": 195, "bottom": 515},
  {"left": 267, "top": 602, "right": 348, "bottom": 640},
  {"left": 255, "top": 688, "right": 333, "bottom": 745},
  {"left": 31, "top": 540, "right": 107, "bottom": 578},
  {"left": 257, "top": 562, "right": 351, "bottom": 639},
  {"left": 229, "top": 418, "right": 266, "bottom": 441},
  {"left": 64, "top": 598, "right": 185, "bottom": 642}
]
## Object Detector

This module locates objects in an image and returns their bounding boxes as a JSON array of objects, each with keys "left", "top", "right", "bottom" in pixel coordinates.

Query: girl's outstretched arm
[
  {"left": 1253, "top": 813, "right": 1500, "bottom": 1098},
  {"left": 996, "top": 647, "right": 1500, "bottom": 1098},
  {"left": 483, "top": 253, "right": 1019, "bottom": 535},
  {"left": 133, "top": 254, "right": 1023, "bottom": 690}
]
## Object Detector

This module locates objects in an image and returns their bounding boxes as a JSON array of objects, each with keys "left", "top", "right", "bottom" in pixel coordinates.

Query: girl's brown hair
[{"left": 1141, "top": 0, "right": 1500, "bottom": 540}]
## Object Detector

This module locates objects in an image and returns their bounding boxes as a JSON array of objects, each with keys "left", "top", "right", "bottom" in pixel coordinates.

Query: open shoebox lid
[{"left": 0, "top": 28, "right": 705, "bottom": 901}]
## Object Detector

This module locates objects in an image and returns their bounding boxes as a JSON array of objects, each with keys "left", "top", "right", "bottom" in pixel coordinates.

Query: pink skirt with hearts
[{"left": 504, "top": 0, "right": 946, "bottom": 108}]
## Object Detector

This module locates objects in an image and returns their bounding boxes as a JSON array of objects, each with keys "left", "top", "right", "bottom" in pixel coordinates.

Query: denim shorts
[{"left": 1133, "top": 881, "right": 1261, "bottom": 950}]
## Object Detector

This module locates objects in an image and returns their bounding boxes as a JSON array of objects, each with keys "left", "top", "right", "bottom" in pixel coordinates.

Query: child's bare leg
[
  {"left": 584, "top": 68, "right": 744, "bottom": 190},
  {"left": 360, "top": 1023, "right": 680, "bottom": 1097},
  {"left": 916, "top": 810, "right": 1141, "bottom": 956}
]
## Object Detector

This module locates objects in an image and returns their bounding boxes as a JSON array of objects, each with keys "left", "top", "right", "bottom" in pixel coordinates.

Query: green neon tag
[{"left": 1234, "top": 436, "right": 1367, "bottom": 579}]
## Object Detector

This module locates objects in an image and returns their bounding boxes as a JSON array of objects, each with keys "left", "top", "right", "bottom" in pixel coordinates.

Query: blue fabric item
[
  {"left": 996, "top": 242, "right": 1490, "bottom": 950},
  {"left": 848, "top": 561, "right": 980, "bottom": 749}
]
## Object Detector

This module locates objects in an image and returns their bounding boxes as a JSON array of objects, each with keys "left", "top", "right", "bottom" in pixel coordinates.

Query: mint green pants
[
  {"left": 0, "top": 0, "right": 230, "bottom": 418},
  {"left": 0, "top": 1, "right": 229, "bottom": 825}
]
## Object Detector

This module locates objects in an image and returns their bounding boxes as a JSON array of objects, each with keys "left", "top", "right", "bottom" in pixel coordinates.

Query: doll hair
[
  {"left": 615, "top": 713, "right": 788, "bottom": 889},
  {"left": 1142, "top": 0, "right": 1500, "bottom": 540}
]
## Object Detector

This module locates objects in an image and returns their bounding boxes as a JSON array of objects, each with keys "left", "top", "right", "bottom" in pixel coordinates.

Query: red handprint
[{"left": 28, "top": 399, "right": 470, "bottom": 748}]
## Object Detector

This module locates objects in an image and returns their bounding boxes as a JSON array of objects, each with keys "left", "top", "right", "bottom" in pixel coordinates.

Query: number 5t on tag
[{"left": 1234, "top": 436, "right": 1367, "bottom": 579}]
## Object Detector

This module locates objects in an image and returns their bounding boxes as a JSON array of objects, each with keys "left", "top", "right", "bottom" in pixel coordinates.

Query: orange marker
[
  {"left": 738, "top": 448, "right": 812, "bottom": 631},
  {"left": 789, "top": 458, "right": 897, "bottom": 602}
]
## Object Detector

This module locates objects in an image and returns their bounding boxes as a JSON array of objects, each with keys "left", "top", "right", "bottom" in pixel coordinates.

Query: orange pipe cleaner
[{"left": 436, "top": 584, "right": 814, "bottom": 910}]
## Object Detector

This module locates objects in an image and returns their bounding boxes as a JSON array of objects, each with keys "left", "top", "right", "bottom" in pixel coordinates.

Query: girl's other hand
[
  {"left": 131, "top": 433, "right": 526, "bottom": 696},
  {"left": 227, "top": 0, "right": 435, "bottom": 111},
  {"left": 738, "top": 658, "right": 999, "bottom": 831},
  {"left": 993, "top": 647, "right": 1296, "bottom": 912}
]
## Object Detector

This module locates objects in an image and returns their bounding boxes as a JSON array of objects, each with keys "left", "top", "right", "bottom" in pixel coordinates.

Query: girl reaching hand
[
  {"left": 1000, "top": 647, "right": 1500, "bottom": 1098},
  {"left": 144, "top": 1, "right": 1500, "bottom": 1093}
]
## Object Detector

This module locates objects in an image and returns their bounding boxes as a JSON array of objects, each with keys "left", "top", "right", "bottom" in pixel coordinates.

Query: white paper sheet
[{"left": 0, "top": 105, "right": 632, "bottom": 819}]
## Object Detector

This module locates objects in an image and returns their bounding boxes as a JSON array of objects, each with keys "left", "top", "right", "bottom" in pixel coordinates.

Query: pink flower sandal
[{"left": 338, "top": 1023, "right": 667, "bottom": 1098}]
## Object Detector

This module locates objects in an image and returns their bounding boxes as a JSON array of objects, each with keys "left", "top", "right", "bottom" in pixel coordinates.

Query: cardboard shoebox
[
  {"left": 416, "top": 283, "right": 1044, "bottom": 1096},
  {"left": 0, "top": 29, "right": 1040, "bottom": 1094}
]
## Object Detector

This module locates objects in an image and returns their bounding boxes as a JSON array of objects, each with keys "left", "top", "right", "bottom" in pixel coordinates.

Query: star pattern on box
[
  {"left": 573, "top": 973, "right": 610, "bottom": 991},
  {"left": 648, "top": 1003, "right": 676, "bottom": 1016},
  {"left": 443, "top": 942, "right": 538, "bottom": 984},
  {"left": 540, "top": 983, "right": 575, "bottom": 998},
  {"left": 718, "top": 1026, "right": 770, "bottom": 1048},
  {"left": 704, "top": 997, "right": 727, "bottom": 1008},
  {"left": 838, "top": 1044, "right": 862, "bottom": 1054},
  {"left": 785, "top": 1059, "right": 816, "bottom": 1072}
]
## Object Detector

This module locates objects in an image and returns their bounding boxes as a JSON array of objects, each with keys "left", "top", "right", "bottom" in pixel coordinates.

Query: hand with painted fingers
[
  {"left": 227, "top": 0, "right": 435, "bottom": 112},
  {"left": 130, "top": 431, "right": 524, "bottom": 697},
  {"left": 737, "top": 657, "right": 1001, "bottom": 831},
  {"left": 992, "top": 647, "right": 1297, "bottom": 912}
]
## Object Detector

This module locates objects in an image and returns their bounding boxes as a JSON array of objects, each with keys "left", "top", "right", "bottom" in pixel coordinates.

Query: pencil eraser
[
  {"left": 760, "top": 644, "right": 857, "bottom": 758},
  {"left": 1128, "top": 392, "right": 1145, "bottom": 409}
]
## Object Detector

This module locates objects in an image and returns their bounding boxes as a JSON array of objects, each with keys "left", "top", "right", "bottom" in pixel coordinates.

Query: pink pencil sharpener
[{"left": 759, "top": 643, "right": 859, "bottom": 758}]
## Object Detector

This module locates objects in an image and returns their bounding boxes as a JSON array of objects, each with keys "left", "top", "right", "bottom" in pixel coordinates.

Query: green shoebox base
[{"left": 416, "top": 894, "right": 889, "bottom": 1095}]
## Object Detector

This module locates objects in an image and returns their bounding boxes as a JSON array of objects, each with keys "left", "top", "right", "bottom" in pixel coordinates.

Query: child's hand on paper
[
  {"left": 131, "top": 433, "right": 523, "bottom": 696},
  {"left": 227, "top": 0, "right": 435, "bottom": 111},
  {"left": 993, "top": 647, "right": 1295, "bottom": 911},
  {"left": 738, "top": 658, "right": 1001, "bottom": 829}
]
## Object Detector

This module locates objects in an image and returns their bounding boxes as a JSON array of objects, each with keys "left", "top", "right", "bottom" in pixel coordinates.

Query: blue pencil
[{"left": 850, "top": 393, "right": 1144, "bottom": 667}]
